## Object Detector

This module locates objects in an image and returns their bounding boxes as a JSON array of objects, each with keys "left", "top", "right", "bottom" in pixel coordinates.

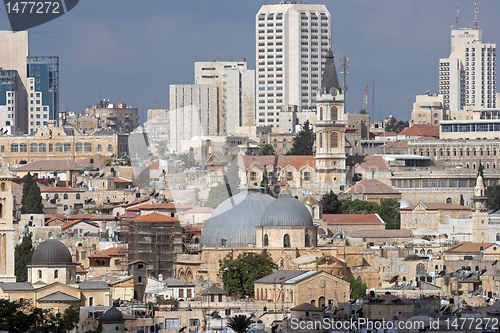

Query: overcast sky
[{"left": 1, "top": 0, "right": 499, "bottom": 123}]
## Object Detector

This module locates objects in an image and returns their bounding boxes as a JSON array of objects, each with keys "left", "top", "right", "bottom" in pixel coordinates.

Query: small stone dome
[
  {"left": 102, "top": 306, "right": 124, "bottom": 324},
  {"left": 261, "top": 195, "right": 313, "bottom": 227},
  {"left": 30, "top": 239, "right": 73, "bottom": 265},
  {"left": 302, "top": 196, "right": 319, "bottom": 205}
]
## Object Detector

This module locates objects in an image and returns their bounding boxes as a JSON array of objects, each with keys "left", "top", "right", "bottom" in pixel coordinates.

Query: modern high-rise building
[
  {"left": 439, "top": 27, "right": 496, "bottom": 111},
  {"left": 27, "top": 56, "right": 59, "bottom": 133},
  {"left": 256, "top": 3, "right": 331, "bottom": 126},
  {"left": 0, "top": 31, "right": 59, "bottom": 133},
  {"left": 195, "top": 61, "right": 255, "bottom": 135}
]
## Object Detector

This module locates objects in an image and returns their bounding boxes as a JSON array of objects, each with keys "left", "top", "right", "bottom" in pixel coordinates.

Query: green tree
[
  {"left": 155, "top": 141, "right": 168, "bottom": 159},
  {"left": 219, "top": 252, "right": 278, "bottom": 297},
  {"left": 384, "top": 117, "right": 409, "bottom": 133},
  {"left": 477, "top": 161, "right": 484, "bottom": 179},
  {"left": 260, "top": 166, "right": 270, "bottom": 194},
  {"left": 485, "top": 185, "right": 500, "bottom": 211},
  {"left": 177, "top": 153, "right": 199, "bottom": 170},
  {"left": 287, "top": 120, "right": 314, "bottom": 155},
  {"left": 460, "top": 194, "right": 465, "bottom": 206},
  {"left": 378, "top": 199, "right": 400, "bottom": 229},
  {"left": 204, "top": 183, "right": 228, "bottom": 209},
  {"left": 204, "top": 158, "right": 241, "bottom": 208},
  {"left": 21, "top": 172, "right": 43, "bottom": 214},
  {"left": 15, "top": 234, "right": 34, "bottom": 282},
  {"left": 319, "top": 190, "right": 342, "bottom": 214},
  {"left": 226, "top": 314, "right": 254, "bottom": 333},
  {"left": 259, "top": 144, "right": 275, "bottom": 156},
  {"left": 341, "top": 199, "right": 379, "bottom": 214},
  {"left": 349, "top": 278, "right": 367, "bottom": 299}
]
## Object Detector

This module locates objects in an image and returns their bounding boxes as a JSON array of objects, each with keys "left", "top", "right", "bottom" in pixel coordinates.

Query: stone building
[
  {"left": 0, "top": 124, "right": 128, "bottom": 167},
  {"left": 0, "top": 157, "right": 16, "bottom": 282},
  {"left": 345, "top": 179, "right": 401, "bottom": 203},
  {"left": 400, "top": 202, "right": 472, "bottom": 232},
  {"left": 82, "top": 101, "right": 139, "bottom": 133}
]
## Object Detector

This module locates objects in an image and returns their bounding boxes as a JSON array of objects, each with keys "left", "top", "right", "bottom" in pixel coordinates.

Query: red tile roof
[
  {"left": 346, "top": 179, "right": 400, "bottom": 195},
  {"left": 88, "top": 247, "right": 127, "bottom": 259},
  {"left": 77, "top": 154, "right": 108, "bottom": 170},
  {"left": 324, "top": 214, "right": 384, "bottom": 224},
  {"left": 445, "top": 242, "right": 493, "bottom": 253},
  {"left": 401, "top": 202, "right": 471, "bottom": 211},
  {"left": 61, "top": 219, "right": 98, "bottom": 230},
  {"left": 183, "top": 225, "right": 202, "bottom": 232},
  {"left": 376, "top": 132, "right": 398, "bottom": 137},
  {"left": 102, "top": 198, "right": 150, "bottom": 210},
  {"left": 346, "top": 155, "right": 390, "bottom": 170},
  {"left": 398, "top": 125, "right": 439, "bottom": 138},
  {"left": 240, "top": 155, "right": 316, "bottom": 170},
  {"left": 119, "top": 211, "right": 139, "bottom": 218},
  {"left": 126, "top": 212, "right": 180, "bottom": 223},
  {"left": 112, "top": 177, "right": 132, "bottom": 183},
  {"left": 41, "top": 187, "right": 83, "bottom": 193}
]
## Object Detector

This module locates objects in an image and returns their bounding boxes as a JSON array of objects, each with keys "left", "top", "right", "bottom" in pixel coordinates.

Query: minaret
[
  {"left": 314, "top": 49, "right": 347, "bottom": 193},
  {"left": 0, "top": 157, "right": 16, "bottom": 282},
  {"left": 471, "top": 173, "right": 489, "bottom": 243}
]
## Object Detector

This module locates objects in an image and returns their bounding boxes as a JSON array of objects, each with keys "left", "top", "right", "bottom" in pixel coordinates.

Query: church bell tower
[{"left": 314, "top": 49, "right": 346, "bottom": 193}]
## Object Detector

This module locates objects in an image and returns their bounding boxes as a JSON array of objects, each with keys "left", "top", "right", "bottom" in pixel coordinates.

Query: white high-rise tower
[
  {"left": 256, "top": 3, "right": 331, "bottom": 126},
  {"left": 439, "top": 4, "right": 496, "bottom": 111}
]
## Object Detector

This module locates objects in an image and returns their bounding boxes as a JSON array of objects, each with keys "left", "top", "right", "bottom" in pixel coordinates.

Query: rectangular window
[
  {"left": 187, "top": 289, "right": 192, "bottom": 298},
  {"left": 165, "top": 319, "right": 179, "bottom": 330},
  {"left": 287, "top": 171, "right": 293, "bottom": 181},
  {"left": 189, "top": 319, "right": 199, "bottom": 327},
  {"left": 179, "top": 289, "right": 184, "bottom": 299},
  {"left": 64, "top": 143, "right": 71, "bottom": 152},
  {"left": 304, "top": 172, "right": 310, "bottom": 181}
]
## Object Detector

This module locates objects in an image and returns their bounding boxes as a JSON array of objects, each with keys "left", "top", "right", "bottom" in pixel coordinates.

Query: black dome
[
  {"left": 31, "top": 239, "right": 73, "bottom": 265},
  {"left": 102, "top": 306, "right": 124, "bottom": 324},
  {"left": 261, "top": 197, "right": 313, "bottom": 227}
]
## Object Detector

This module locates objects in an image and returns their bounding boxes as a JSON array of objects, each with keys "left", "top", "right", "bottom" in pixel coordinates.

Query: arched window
[
  {"left": 76, "top": 194, "right": 81, "bottom": 200},
  {"left": 64, "top": 143, "right": 71, "bottom": 152},
  {"left": 84, "top": 143, "right": 92, "bottom": 152},
  {"left": 496, "top": 233, "right": 500, "bottom": 241},
  {"left": 446, "top": 197, "right": 452, "bottom": 203},
  {"left": 54, "top": 193, "right": 59, "bottom": 199},
  {"left": 319, "top": 107, "right": 323, "bottom": 121},
  {"left": 427, "top": 249, "right": 433, "bottom": 255},
  {"left": 89, "top": 297, "right": 93, "bottom": 306},
  {"left": 54, "top": 270, "right": 58, "bottom": 279},
  {"left": 1, "top": 183, "right": 5, "bottom": 191},
  {"left": 263, "top": 234, "right": 269, "bottom": 247},
  {"left": 38, "top": 270, "right": 42, "bottom": 279},
  {"left": 38, "top": 143, "right": 46, "bottom": 152},
  {"left": 20, "top": 143, "right": 27, "bottom": 152},
  {"left": 63, "top": 194, "right": 68, "bottom": 200},
  {"left": 330, "top": 106, "right": 338, "bottom": 121},
  {"left": 305, "top": 234, "right": 311, "bottom": 247},
  {"left": 30, "top": 143, "right": 38, "bottom": 152},
  {"left": 319, "top": 132, "right": 323, "bottom": 148},
  {"left": 273, "top": 140, "right": 277, "bottom": 149},
  {"left": 331, "top": 132, "right": 338, "bottom": 148},
  {"left": 0, "top": 203, "right": 3, "bottom": 218},
  {"left": 416, "top": 263, "right": 426, "bottom": 274},
  {"left": 283, "top": 234, "right": 291, "bottom": 248},
  {"left": 63, "top": 205, "right": 68, "bottom": 211},
  {"left": 75, "top": 143, "right": 83, "bottom": 152},
  {"left": 55, "top": 143, "right": 63, "bottom": 152},
  {"left": 283, "top": 140, "right": 287, "bottom": 150}
]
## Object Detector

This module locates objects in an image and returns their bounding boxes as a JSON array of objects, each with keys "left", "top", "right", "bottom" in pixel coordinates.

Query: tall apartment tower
[
  {"left": 256, "top": 3, "right": 331, "bottom": 126},
  {"left": 439, "top": 26, "right": 496, "bottom": 111},
  {"left": 195, "top": 61, "right": 255, "bottom": 135}
]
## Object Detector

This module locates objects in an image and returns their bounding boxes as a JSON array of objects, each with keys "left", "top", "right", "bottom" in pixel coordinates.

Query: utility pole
[{"left": 339, "top": 55, "right": 350, "bottom": 112}]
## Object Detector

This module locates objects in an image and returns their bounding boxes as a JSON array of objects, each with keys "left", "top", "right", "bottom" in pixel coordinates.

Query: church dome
[
  {"left": 302, "top": 196, "right": 319, "bottom": 205},
  {"left": 261, "top": 195, "right": 313, "bottom": 228},
  {"left": 201, "top": 188, "right": 275, "bottom": 248},
  {"left": 30, "top": 239, "right": 73, "bottom": 265},
  {"left": 102, "top": 306, "right": 124, "bottom": 324}
]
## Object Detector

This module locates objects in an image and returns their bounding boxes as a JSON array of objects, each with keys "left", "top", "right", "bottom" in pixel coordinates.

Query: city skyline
[{"left": 1, "top": 1, "right": 499, "bottom": 123}]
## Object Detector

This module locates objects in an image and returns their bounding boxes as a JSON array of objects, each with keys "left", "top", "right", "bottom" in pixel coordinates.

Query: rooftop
[
  {"left": 126, "top": 212, "right": 180, "bottom": 223},
  {"left": 346, "top": 179, "right": 400, "bottom": 195},
  {"left": 13, "top": 159, "right": 87, "bottom": 172},
  {"left": 323, "top": 214, "right": 384, "bottom": 225}
]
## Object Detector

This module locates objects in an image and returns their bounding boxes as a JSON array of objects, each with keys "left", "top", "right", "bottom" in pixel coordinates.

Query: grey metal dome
[
  {"left": 102, "top": 306, "right": 124, "bottom": 324},
  {"left": 261, "top": 197, "right": 313, "bottom": 227},
  {"left": 201, "top": 189, "right": 275, "bottom": 248},
  {"left": 31, "top": 239, "right": 73, "bottom": 265}
]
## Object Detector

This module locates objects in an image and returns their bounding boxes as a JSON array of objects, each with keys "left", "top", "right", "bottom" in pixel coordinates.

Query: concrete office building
[
  {"left": 256, "top": 3, "right": 331, "bottom": 126},
  {"left": 439, "top": 25, "right": 496, "bottom": 111},
  {"left": 410, "top": 94, "right": 446, "bottom": 126},
  {"left": 195, "top": 61, "right": 255, "bottom": 135},
  {"left": 169, "top": 84, "right": 218, "bottom": 153}
]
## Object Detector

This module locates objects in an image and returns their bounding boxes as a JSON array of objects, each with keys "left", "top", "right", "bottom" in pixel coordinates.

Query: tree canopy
[
  {"left": 485, "top": 185, "right": 500, "bottom": 211},
  {"left": 15, "top": 234, "right": 34, "bottom": 282},
  {"left": 259, "top": 144, "right": 276, "bottom": 156},
  {"left": 219, "top": 252, "right": 278, "bottom": 297},
  {"left": 287, "top": 120, "right": 314, "bottom": 155},
  {"left": 0, "top": 299, "right": 79, "bottom": 333},
  {"left": 21, "top": 173, "right": 44, "bottom": 214},
  {"left": 226, "top": 314, "right": 254, "bottom": 333},
  {"left": 177, "top": 153, "right": 199, "bottom": 170},
  {"left": 384, "top": 117, "right": 409, "bottom": 133},
  {"left": 319, "top": 190, "right": 342, "bottom": 214},
  {"left": 349, "top": 278, "right": 367, "bottom": 299}
]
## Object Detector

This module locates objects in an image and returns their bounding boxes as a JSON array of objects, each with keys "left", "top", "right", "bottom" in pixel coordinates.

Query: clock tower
[{"left": 314, "top": 49, "right": 346, "bottom": 193}]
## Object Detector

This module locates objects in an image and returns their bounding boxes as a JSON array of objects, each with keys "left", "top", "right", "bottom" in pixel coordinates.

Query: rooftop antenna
[
  {"left": 474, "top": 1, "right": 479, "bottom": 30},
  {"left": 339, "top": 55, "right": 349, "bottom": 111},
  {"left": 456, "top": 0, "right": 459, "bottom": 29}
]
